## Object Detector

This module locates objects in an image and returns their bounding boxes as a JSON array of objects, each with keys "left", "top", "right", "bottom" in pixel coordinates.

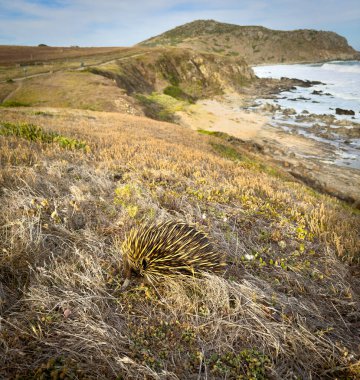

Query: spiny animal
[{"left": 121, "top": 220, "right": 225, "bottom": 289}]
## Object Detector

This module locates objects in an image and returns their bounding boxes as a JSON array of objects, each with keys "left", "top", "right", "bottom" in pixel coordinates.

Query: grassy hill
[{"left": 139, "top": 19, "right": 358, "bottom": 64}]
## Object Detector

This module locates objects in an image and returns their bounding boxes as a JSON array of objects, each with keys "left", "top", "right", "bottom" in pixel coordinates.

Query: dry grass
[
  {"left": 0, "top": 46, "right": 128, "bottom": 66},
  {"left": 0, "top": 46, "right": 146, "bottom": 82},
  {"left": 0, "top": 71, "right": 142, "bottom": 114},
  {"left": 0, "top": 107, "right": 359, "bottom": 379}
]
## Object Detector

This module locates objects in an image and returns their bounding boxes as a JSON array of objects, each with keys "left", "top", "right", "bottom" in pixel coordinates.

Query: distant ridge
[{"left": 139, "top": 19, "right": 358, "bottom": 64}]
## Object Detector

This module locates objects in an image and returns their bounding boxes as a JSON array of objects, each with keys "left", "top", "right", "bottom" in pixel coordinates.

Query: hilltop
[{"left": 139, "top": 19, "right": 358, "bottom": 64}]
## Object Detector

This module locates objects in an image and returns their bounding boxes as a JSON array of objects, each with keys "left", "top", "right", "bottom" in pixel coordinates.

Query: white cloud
[{"left": 0, "top": 0, "right": 359, "bottom": 48}]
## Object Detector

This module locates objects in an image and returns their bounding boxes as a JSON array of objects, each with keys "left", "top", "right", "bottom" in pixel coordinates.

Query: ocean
[
  {"left": 253, "top": 61, "right": 360, "bottom": 120},
  {"left": 252, "top": 61, "right": 360, "bottom": 169}
]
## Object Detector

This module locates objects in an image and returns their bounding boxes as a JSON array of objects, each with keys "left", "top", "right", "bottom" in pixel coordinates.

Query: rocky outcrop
[
  {"left": 139, "top": 20, "right": 358, "bottom": 64},
  {"left": 335, "top": 108, "right": 355, "bottom": 115},
  {"left": 90, "top": 47, "right": 255, "bottom": 98}
]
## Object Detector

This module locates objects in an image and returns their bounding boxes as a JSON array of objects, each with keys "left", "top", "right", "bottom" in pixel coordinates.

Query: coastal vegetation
[
  {"left": 0, "top": 106, "right": 359, "bottom": 378},
  {"left": 0, "top": 24, "right": 359, "bottom": 379}
]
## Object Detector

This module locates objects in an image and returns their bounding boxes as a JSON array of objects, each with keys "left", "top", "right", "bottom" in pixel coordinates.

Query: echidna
[{"left": 121, "top": 220, "right": 225, "bottom": 289}]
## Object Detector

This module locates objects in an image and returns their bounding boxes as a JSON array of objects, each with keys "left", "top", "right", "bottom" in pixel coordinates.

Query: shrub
[
  {"left": 0, "top": 122, "right": 90, "bottom": 151},
  {"left": 210, "top": 142, "right": 243, "bottom": 161},
  {"left": 1, "top": 100, "right": 30, "bottom": 107},
  {"left": 135, "top": 94, "right": 176, "bottom": 122},
  {"left": 163, "top": 85, "right": 194, "bottom": 103}
]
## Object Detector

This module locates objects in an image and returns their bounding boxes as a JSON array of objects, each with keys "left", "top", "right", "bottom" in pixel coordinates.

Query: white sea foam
[
  {"left": 252, "top": 61, "right": 360, "bottom": 169},
  {"left": 321, "top": 62, "right": 360, "bottom": 74},
  {"left": 253, "top": 60, "right": 360, "bottom": 119}
]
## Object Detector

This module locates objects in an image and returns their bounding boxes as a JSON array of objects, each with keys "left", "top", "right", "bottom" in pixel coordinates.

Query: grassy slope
[
  {"left": 0, "top": 46, "right": 254, "bottom": 122},
  {"left": 0, "top": 107, "right": 359, "bottom": 379},
  {"left": 0, "top": 71, "right": 142, "bottom": 114}
]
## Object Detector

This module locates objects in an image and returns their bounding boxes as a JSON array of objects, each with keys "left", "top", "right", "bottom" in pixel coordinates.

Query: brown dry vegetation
[
  {"left": 0, "top": 46, "right": 254, "bottom": 124},
  {"left": 0, "top": 107, "right": 359, "bottom": 379},
  {"left": 0, "top": 46, "right": 146, "bottom": 83},
  {"left": 0, "top": 71, "right": 142, "bottom": 114},
  {"left": 0, "top": 46, "right": 126, "bottom": 66}
]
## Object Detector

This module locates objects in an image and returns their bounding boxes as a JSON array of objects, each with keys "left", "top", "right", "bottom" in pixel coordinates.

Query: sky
[{"left": 0, "top": 0, "right": 359, "bottom": 50}]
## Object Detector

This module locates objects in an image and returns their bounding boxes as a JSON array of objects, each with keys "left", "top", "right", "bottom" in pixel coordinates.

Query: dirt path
[
  {"left": 0, "top": 52, "right": 148, "bottom": 84},
  {"left": 2, "top": 80, "right": 23, "bottom": 102}
]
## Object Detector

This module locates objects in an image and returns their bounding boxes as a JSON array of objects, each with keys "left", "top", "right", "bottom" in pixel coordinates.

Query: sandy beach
[{"left": 177, "top": 92, "right": 268, "bottom": 140}]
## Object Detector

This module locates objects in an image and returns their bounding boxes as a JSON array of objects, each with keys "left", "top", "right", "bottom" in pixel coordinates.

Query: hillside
[
  {"left": 0, "top": 46, "right": 254, "bottom": 121},
  {"left": 1, "top": 105, "right": 359, "bottom": 378},
  {"left": 89, "top": 47, "right": 254, "bottom": 105},
  {"left": 139, "top": 19, "right": 358, "bottom": 64}
]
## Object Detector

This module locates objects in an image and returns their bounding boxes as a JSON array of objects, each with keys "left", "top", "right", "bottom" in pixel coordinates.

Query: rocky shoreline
[
  {"left": 241, "top": 78, "right": 360, "bottom": 207},
  {"left": 178, "top": 77, "right": 360, "bottom": 207}
]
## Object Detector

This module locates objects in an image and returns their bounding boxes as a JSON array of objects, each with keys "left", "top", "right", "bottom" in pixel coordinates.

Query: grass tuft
[
  {"left": 1, "top": 100, "right": 31, "bottom": 107},
  {"left": 163, "top": 85, "right": 195, "bottom": 103},
  {"left": 210, "top": 142, "right": 243, "bottom": 161},
  {"left": 0, "top": 122, "right": 90, "bottom": 151},
  {"left": 136, "top": 92, "right": 188, "bottom": 122}
]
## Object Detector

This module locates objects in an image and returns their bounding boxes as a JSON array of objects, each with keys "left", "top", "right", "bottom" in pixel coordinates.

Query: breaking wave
[{"left": 321, "top": 61, "right": 360, "bottom": 74}]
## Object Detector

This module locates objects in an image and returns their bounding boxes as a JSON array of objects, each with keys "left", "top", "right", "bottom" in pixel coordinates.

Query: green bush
[
  {"left": 210, "top": 142, "right": 243, "bottom": 161},
  {"left": 197, "top": 129, "right": 230, "bottom": 139},
  {"left": 135, "top": 94, "right": 175, "bottom": 122},
  {"left": 163, "top": 85, "right": 194, "bottom": 103},
  {"left": 0, "top": 122, "right": 89, "bottom": 151},
  {"left": 206, "top": 349, "right": 270, "bottom": 379},
  {"left": 1, "top": 100, "right": 30, "bottom": 107}
]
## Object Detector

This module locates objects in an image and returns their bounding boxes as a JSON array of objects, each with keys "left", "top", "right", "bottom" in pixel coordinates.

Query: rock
[
  {"left": 112, "top": 173, "right": 123, "bottom": 181},
  {"left": 261, "top": 103, "right": 281, "bottom": 112},
  {"left": 278, "top": 240, "right": 287, "bottom": 249},
  {"left": 63, "top": 309, "right": 72, "bottom": 318},
  {"left": 336, "top": 108, "right": 355, "bottom": 116},
  {"left": 283, "top": 108, "right": 296, "bottom": 116},
  {"left": 311, "top": 90, "right": 323, "bottom": 95}
]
